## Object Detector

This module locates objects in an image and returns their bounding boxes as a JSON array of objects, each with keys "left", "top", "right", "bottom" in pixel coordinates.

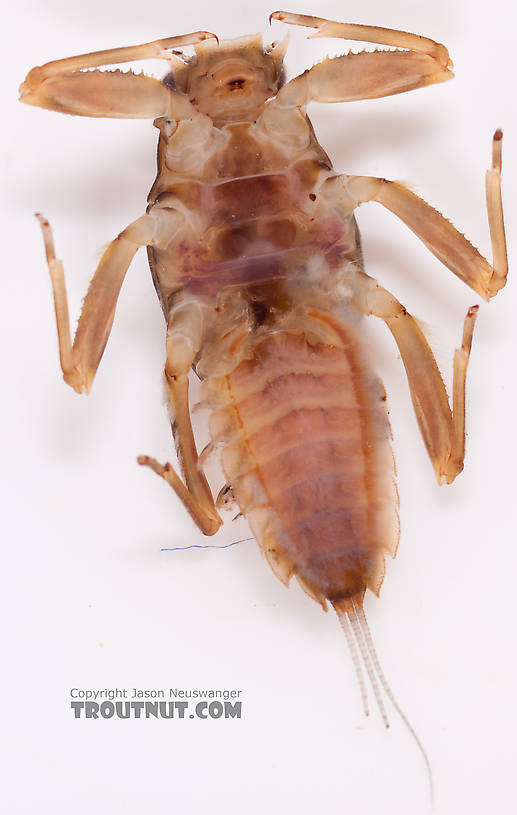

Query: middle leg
[
  {"left": 342, "top": 131, "right": 507, "bottom": 300},
  {"left": 38, "top": 208, "right": 182, "bottom": 394}
]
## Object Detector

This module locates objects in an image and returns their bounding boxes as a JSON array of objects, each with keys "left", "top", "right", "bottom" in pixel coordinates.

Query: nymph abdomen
[{"left": 206, "top": 324, "right": 399, "bottom": 607}]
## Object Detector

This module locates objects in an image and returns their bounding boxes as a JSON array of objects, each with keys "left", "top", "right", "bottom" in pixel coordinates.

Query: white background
[{"left": 2, "top": 1, "right": 516, "bottom": 813}]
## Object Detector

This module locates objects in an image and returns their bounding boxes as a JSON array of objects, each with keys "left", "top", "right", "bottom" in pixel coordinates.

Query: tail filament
[
  {"left": 337, "top": 610, "right": 370, "bottom": 718},
  {"left": 334, "top": 598, "right": 434, "bottom": 803}
]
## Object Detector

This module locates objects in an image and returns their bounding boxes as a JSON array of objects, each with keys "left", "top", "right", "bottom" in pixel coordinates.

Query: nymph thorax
[{"left": 147, "top": 113, "right": 362, "bottom": 325}]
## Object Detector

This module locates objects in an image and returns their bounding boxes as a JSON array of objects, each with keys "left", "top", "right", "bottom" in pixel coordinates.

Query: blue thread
[{"left": 161, "top": 537, "right": 254, "bottom": 552}]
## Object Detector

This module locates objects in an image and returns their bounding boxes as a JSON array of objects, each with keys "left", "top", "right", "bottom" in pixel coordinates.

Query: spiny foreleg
[
  {"left": 19, "top": 32, "right": 216, "bottom": 119},
  {"left": 270, "top": 11, "right": 452, "bottom": 107}
]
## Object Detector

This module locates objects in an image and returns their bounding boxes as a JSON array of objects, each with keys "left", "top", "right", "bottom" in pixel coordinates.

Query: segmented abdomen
[{"left": 206, "top": 324, "right": 399, "bottom": 607}]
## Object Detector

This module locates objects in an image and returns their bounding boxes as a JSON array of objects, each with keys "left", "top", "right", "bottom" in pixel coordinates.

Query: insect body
[{"left": 20, "top": 11, "right": 507, "bottom": 779}]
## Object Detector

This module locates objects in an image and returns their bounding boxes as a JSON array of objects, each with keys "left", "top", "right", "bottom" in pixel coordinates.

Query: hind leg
[
  {"left": 138, "top": 303, "right": 222, "bottom": 536},
  {"left": 358, "top": 276, "right": 478, "bottom": 484}
]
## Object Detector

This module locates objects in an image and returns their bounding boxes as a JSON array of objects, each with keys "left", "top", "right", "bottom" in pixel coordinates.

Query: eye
[{"left": 227, "top": 78, "right": 246, "bottom": 90}]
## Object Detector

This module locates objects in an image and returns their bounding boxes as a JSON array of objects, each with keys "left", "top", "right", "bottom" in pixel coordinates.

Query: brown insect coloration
[{"left": 19, "top": 10, "right": 507, "bottom": 788}]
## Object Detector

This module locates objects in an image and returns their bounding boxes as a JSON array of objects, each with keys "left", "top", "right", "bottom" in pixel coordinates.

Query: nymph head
[{"left": 165, "top": 33, "right": 288, "bottom": 123}]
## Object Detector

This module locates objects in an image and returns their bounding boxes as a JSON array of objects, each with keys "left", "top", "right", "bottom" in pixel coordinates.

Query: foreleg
[
  {"left": 270, "top": 11, "right": 452, "bottom": 107},
  {"left": 19, "top": 32, "right": 216, "bottom": 118},
  {"left": 271, "top": 11, "right": 451, "bottom": 66}
]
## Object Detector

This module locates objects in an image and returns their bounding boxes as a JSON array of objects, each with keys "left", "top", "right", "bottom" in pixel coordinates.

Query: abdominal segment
[{"left": 206, "top": 326, "right": 399, "bottom": 607}]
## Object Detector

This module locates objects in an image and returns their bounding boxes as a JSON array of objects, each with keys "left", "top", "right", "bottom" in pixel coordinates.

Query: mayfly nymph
[{"left": 19, "top": 11, "right": 507, "bottom": 791}]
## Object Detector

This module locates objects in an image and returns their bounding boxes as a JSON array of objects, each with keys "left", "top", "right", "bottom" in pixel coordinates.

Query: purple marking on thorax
[{"left": 181, "top": 250, "right": 291, "bottom": 297}]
